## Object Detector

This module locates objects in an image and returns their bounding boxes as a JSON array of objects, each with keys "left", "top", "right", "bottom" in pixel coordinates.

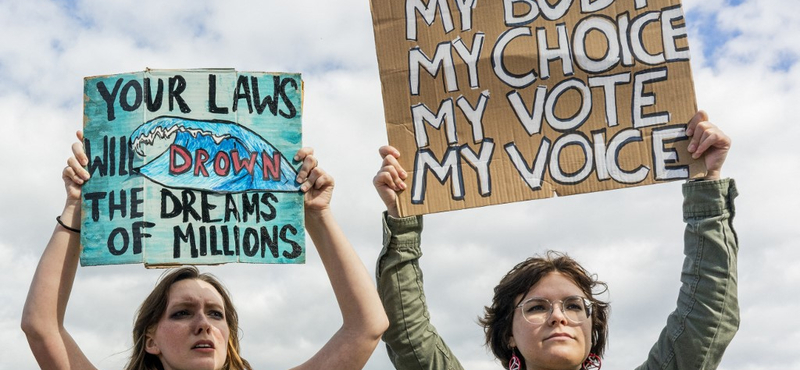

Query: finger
[
  {"left": 378, "top": 145, "right": 400, "bottom": 159},
  {"left": 296, "top": 154, "right": 317, "bottom": 183},
  {"left": 375, "top": 166, "right": 406, "bottom": 191},
  {"left": 692, "top": 130, "right": 715, "bottom": 159},
  {"left": 685, "top": 110, "right": 708, "bottom": 137},
  {"left": 293, "top": 147, "right": 314, "bottom": 162},
  {"left": 71, "top": 140, "right": 88, "bottom": 167},
  {"left": 687, "top": 120, "right": 712, "bottom": 154},
  {"left": 63, "top": 165, "right": 85, "bottom": 185},
  {"left": 67, "top": 156, "right": 90, "bottom": 181},
  {"left": 382, "top": 153, "right": 407, "bottom": 180},
  {"left": 301, "top": 167, "right": 332, "bottom": 192},
  {"left": 693, "top": 129, "right": 730, "bottom": 159},
  {"left": 76, "top": 130, "right": 84, "bottom": 141}
]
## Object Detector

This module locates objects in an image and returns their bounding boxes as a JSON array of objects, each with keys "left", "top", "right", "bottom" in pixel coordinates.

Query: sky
[{"left": 1, "top": 0, "right": 798, "bottom": 369}]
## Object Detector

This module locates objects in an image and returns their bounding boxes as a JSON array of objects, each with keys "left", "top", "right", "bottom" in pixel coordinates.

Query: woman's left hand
[{"left": 295, "top": 147, "right": 333, "bottom": 213}]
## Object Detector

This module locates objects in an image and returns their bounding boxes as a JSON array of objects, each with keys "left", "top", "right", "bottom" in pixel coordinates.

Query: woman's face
[
  {"left": 509, "top": 272, "right": 592, "bottom": 370},
  {"left": 146, "top": 279, "right": 230, "bottom": 370}
]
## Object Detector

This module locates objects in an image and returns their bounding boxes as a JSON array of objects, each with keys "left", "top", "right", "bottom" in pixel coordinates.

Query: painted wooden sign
[{"left": 80, "top": 69, "right": 305, "bottom": 267}]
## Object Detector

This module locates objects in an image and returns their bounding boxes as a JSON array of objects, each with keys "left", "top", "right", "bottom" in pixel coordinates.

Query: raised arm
[
  {"left": 638, "top": 111, "right": 739, "bottom": 369},
  {"left": 291, "top": 148, "right": 388, "bottom": 370},
  {"left": 373, "top": 146, "right": 465, "bottom": 370},
  {"left": 21, "top": 131, "right": 97, "bottom": 370}
]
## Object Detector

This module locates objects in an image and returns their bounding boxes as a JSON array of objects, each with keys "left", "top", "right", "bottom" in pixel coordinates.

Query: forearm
[
  {"left": 300, "top": 208, "right": 388, "bottom": 369},
  {"left": 638, "top": 179, "right": 739, "bottom": 370},
  {"left": 376, "top": 213, "right": 463, "bottom": 370},
  {"left": 22, "top": 201, "right": 94, "bottom": 369}
]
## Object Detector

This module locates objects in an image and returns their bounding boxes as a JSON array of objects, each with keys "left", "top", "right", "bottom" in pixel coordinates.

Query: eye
[
  {"left": 170, "top": 310, "right": 190, "bottom": 319},
  {"left": 209, "top": 310, "right": 225, "bottom": 320},
  {"left": 523, "top": 300, "right": 549, "bottom": 313},
  {"left": 564, "top": 298, "right": 587, "bottom": 311}
]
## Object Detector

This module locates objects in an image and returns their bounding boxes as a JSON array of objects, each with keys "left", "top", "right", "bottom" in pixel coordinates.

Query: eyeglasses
[{"left": 516, "top": 296, "right": 593, "bottom": 325}]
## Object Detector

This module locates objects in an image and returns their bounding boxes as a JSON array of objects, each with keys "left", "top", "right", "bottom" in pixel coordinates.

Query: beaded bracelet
[{"left": 56, "top": 216, "right": 81, "bottom": 233}]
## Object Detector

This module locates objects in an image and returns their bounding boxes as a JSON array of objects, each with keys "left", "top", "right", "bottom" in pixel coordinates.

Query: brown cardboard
[{"left": 370, "top": 0, "right": 704, "bottom": 216}]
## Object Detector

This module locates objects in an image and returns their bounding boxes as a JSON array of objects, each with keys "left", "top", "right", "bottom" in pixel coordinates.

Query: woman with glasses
[
  {"left": 372, "top": 111, "right": 738, "bottom": 370},
  {"left": 21, "top": 134, "right": 389, "bottom": 370}
]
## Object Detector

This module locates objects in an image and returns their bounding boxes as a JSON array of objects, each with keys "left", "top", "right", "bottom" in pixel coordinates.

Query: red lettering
[
  {"left": 169, "top": 144, "right": 192, "bottom": 174},
  {"left": 231, "top": 150, "right": 257, "bottom": 175},
  {"left": 214, "top": 151, "right": 230, "bottom": 176},
  {"left": 262, "top": 152, "right": 282, "bottom": 181},
  {"left": 194, "top": 149, "right": 210, "bottom": 177}
]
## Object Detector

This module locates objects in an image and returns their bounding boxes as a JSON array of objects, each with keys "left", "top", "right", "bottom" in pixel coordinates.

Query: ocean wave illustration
[{"left": 130, "top": 116, "right": 300, "bottom": 193}]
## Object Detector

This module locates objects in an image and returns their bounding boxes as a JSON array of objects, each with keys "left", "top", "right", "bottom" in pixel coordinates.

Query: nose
[
  {"left": 548, "top": 302, "right": 569, "bottom": 326},
  {"left": 194, "top": 314, "right": 212, "bottom": 335}
]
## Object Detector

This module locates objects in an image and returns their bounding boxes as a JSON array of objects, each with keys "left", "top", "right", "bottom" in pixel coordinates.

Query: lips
[
  {"left": 192, "top": 340, "right": 215, "bottom": 350},
  {"left": 545, "top": 332, "right": 574, "bottom": 341}
]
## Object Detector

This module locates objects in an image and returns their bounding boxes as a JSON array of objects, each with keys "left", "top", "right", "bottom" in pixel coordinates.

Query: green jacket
[{"left": 376, "top": 179, "right": 739, "bottom": 370}]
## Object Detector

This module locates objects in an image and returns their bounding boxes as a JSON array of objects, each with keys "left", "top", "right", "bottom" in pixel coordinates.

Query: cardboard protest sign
[
  {"left": 80, "top": 69, "right": 305, "bottom": 267},
  {"left": 370, "top": 0, "right": 705, "bottom": 216}
]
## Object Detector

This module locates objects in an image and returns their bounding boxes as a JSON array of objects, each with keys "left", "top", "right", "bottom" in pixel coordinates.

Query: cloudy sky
[{"left": 1, "top": 0, "right": 798, "bottom": 369}]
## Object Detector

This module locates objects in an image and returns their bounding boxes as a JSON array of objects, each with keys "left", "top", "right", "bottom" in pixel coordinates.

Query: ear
[
  {"left": 509, "top": 335, "right": 516, "bottom": 349},
  {"left": 145, "top": 330, "right": 161, "bottom": 355}
]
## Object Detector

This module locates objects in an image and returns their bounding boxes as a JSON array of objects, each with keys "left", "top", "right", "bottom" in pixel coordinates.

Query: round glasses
[{"left": 516, "top": 296, "right": 593, "bottom": 325}]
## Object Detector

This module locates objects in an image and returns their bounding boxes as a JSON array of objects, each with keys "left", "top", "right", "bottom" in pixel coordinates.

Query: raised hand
[
  {"left": 295, "top": 147, "right": 333, "bottom": 213},
  {"left": 686, "top": 111, "right": 731, "bottom": 181},
  {"left": 373, "top": 145, "right": 407, "bottom": 218},
  {"left": 63, "top": 130, "right": 90, "bottom": 201}
]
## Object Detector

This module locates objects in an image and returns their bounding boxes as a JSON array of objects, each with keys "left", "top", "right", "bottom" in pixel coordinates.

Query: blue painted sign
[{"left": 80, "top": 69, "right": 305, "bottom": 267}]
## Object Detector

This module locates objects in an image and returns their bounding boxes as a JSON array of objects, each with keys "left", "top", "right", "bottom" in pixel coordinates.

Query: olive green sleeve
[
  {"left": 375, "top": 213, "right": 465, "bottom": 370},
  {"left": 637, "top": 178, "right": 740, "bottom": 369}
]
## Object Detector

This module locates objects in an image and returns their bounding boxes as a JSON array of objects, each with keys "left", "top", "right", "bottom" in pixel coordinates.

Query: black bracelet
[{"left": 56, "top": 216, "right": 81, "bottom": 233}]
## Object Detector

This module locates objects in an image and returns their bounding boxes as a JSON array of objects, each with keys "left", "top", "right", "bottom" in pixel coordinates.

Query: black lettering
[
  {"left": 108, "top": 227, "right": 129, "bottom": 256},
  {"left": 119, "top": 80, "right": 142, "bottom": 112},
  {"left": 97, "top": 78, "right": 122, "bottom": 121},
  {"left": 242, "top": 193, "right": 259, "bottom": 222},
  {"left": 108, "top": 189, "right": 127, "bottom": 221},
  {"left": 208, "top": 74, "right": 229, "bottom": 114},
  {"left": 131, "top": 187, "right": 144, "bottom": 218},
  {"left": 161, "top": 189, "right": 182, "bottom": 219},
  {"left": 260, "top": 193, "right": 278, "bottom": 221},
  {"left": 224, "top": 194, "right": 240, "bottom": 222},
  {"left": 181, "top": 190, "right": 201, "bottom": 222},
  {"left": 279, "top": 77, "right": 298, "bottom": 119},
  {"left": 144, "top": 77, "right": 164, "bottom": 111},
  {"left": 132, "top": 221, "right": 155, "bottom": 255},
  {"left": 243, "top": 227, "right": 259, "bottom": 257},
  {"left": 173, "top": 223, "right": 195, "bottom": 258},
  {"left": 84, "top": 192, "right": 107, "bottom": 222},
  {"left": 233, "top": 75, "right": 253, "bottom": 113},
  {"left": 261, "top": 225, "right": 280, "bottom": 258},
  {"left": 280, "top": 224, "right": 302, "bottom": 259},
  {"left": 252, "top": 76, "right": 279, "bottom": 115},
  {"left": 209, "top": 226, "right": 222, "bottom": 256},
  {"left": 168, "top": 75, "right": 191, "bottom": 113},
  {"left": 85, "top": 136, "right": 108, "bottom": 177},
  {"left": 201, "top": 192, "right": 222, "bottom": 223}
]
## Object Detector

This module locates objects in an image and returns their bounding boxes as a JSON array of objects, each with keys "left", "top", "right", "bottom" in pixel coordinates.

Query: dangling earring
[
  {"left": 583, "top": 353, "right": 601, "bottom": 370},
  {"left": 508, "top": 348, "right": 521, "bottom": 370}
]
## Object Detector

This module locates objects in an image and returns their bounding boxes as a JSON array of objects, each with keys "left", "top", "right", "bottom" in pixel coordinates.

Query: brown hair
[
  {"left": 124, "top": 266, "right": 252, "bottom": 370},
  {"left": 479, "top": 251, "right": 609, "bottom": 369}
]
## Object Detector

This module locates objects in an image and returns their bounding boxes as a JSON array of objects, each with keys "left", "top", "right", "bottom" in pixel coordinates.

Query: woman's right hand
[
  {"left": 373, "top": 145, "right": 407, "bottom": 218},
  {"left": 63, "top": 130, "right": 90, "bottom": 202}
]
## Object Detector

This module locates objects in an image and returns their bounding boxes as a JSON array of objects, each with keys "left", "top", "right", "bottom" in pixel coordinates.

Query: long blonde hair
[{"left": 125, "top": 266, "right": 252, "bottom": 370}]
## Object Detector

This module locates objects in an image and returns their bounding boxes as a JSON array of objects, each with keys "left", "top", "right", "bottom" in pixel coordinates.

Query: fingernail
[{"left": 293, "top": 155, "right": 300, "bottom": 161}]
